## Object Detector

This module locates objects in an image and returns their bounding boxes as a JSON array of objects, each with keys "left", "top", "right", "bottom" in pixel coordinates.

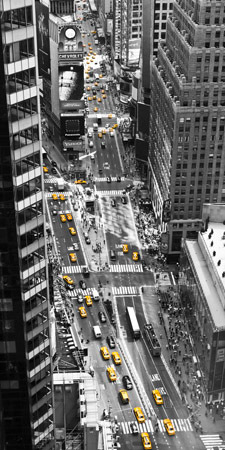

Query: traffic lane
[
  {"left": 120, "top": 296, "right": 182, "bottom": 417},
  {"left": 50, "top": 205, "right": 85, "bottom": 266},
  {"left": 116, "top": 299, "right": 194, "bottom": 450}
]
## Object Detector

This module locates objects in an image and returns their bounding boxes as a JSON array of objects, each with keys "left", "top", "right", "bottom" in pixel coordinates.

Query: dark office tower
[
  {"left": 149, "top": 0, "right": 225, "bottom": 258},
  {"left": 0, "top": 1, "right": 55, "bottom": 449}
]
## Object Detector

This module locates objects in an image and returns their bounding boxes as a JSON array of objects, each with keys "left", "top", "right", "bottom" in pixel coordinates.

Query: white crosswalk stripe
[
  {"left": 109, "top": 264, "right": 143, "bottom": 273},
  {"left": 94, "top": 176, "right": 125, "bottom": 182},
  {"left": 45, "top": 191, "right": 71, "bottom": 198},
  {"left": 200, "top": 434, "right": 225, "bottom": 449},
  {"left": 119, "top": 418, "right": 193, "bottom": 435},
  {"left": 67, "top": 287, "right": 95, "bottom": 296},
  {"left": 112, "top": 286, "right": 138, "bottom": 296},
  {"left": 62, "top": 265, "right": 84, "bottom": 274},
  {"left": 44, "top": 178, "right": 60, "bottom": 184},
  {"left": 97, "top": 190, "right": 124, "bottom": 197}
]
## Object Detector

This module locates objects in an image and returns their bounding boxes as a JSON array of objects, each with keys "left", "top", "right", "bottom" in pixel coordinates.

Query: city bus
[
  {"left": 126, "top": 306, "right": 141, "bottom": 339},
  {"left": 143, "top": 323, "right": 161, "bottom": 356}
]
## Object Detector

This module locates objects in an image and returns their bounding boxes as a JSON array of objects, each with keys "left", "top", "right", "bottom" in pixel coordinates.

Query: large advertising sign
[
  {"left": 35, "top": 2, "right": 51, "bottom": 80},
  {"left": 60, "top": 113, "right": 85, "bottom": 137}
]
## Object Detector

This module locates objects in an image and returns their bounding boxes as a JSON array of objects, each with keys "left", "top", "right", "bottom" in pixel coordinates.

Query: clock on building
[{"left": 65, "top": 28, "right": 76, "bottom": 39}]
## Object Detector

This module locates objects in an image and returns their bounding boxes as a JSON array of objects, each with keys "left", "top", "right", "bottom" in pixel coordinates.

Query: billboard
[
  {"left": 60, "top": 113, "right": 85, "bottom": 137},
  {"left": 35, "top": 2, "right": 51, "bottom": 80}
]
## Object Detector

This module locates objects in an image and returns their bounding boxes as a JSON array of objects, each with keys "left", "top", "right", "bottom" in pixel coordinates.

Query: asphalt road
[{"left": 43, "top": 9, "right": 206, "bottom": 450}]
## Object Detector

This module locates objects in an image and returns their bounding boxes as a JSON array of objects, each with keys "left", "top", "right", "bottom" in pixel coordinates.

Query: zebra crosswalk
[
  {"left": 62, "top": 265, "right": 85, "bottom": 274},
  {"left": 200, "top": 434, "right": 225, "bottom": 449},
  {"left": 97, "top": 190, "right": 124, "bottom": 197},
  {"left": 112, "top": 286, "right": 138, "bottom": 296},
  {"left": 67, "top": 287, "right": 96, "bottom": 296},
  {"left": 109, "top": 264, "right": 143, "bottom": 273},
  {"left": 44, "top": 178, "right": 60, "bottom": 184},
  {"left": 94, "top": 177, "right": 125, "bottom": 183},
  {"left": 119, "top": 418, "right": 193, "bottom": 435},
  {"left": 45, "top": 191, "right": 71, "bottom": 198}
]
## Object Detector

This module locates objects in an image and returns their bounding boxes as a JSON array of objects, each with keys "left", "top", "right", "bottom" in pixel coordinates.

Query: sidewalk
[
  {"left": 71, "top": 185, "right": 109, "bottom": 272},
  {"left": 142, "top": 285, "right": 225, "bottom": 437}
]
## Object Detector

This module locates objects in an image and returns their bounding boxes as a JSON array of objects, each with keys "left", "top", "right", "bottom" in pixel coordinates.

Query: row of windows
[
  {"left": 3, "top": 6, "right": 33, "bottom": 31},
  {"left": 21, "top": 247, "right": 45, "bottom": 273},
  {"left": 16, "top": 177, "right": 41, "bottom": 203},
  {"left": 23, "top": 267, "right": 46, "bottom": 295},
  {"left": 20, "top": 224, "right": 44, "bottom": 250},
  {"left": 7, "top": 68, "right": 36, "bottom": 94},
  {"left": 14, "top": 153, "right": 40, "bottom": 177},
  {"left": 10, "top": 96, "right": 38, "bottom": 123},
  {"left": 13, "top": 124, "right": 39, "bottom": 150},
  {"left": 25, "top": 290, "right": 47, "bottom": 315},
  {"left": 5, "top": 38, "right": 34, "bottom": 64}
]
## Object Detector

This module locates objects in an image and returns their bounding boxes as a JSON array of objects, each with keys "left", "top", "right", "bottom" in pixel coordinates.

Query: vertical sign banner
[{"left": 35, "top": 2, "right": 51, "bottom": 80}]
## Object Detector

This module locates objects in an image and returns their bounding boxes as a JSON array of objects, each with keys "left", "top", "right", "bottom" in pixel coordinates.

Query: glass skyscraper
[{"left": 0, "top": 1, "right": 55, "bottom": 448}]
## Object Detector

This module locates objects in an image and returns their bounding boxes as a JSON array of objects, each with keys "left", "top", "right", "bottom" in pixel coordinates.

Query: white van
[
  {"left": 93, "top": 325, "right": 102, "bottom": 338},
  {"left": 94, "top": 73, "right": 99, "bottom": 81},
  {"left": 92, "top": 289, "right": 100, "bottom": 301}
]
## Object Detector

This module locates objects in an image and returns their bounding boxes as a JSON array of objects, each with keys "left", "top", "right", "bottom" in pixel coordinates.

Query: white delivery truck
[
  {"left": 57, "top": 180, "right": 65, "bottom": 191},
  {"left": 93, "top": 325, "right": 102, "bottom": 338},
  {"left": 92, "top": 289, "right": 100, "bottom": 301}
]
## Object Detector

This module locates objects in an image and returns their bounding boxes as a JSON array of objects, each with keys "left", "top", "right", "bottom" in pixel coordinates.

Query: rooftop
[{"left": 185, "top": 221, "right": 225, "bottom": 329}]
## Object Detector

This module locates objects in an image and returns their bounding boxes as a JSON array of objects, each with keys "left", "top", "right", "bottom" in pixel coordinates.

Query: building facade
[
  {"left": 179, "top": 204, "right": 225, "bottom": 402},
  {"left": 113, "top": 0, "right": 142, "bottom": 68},
  {"left": 149, "top": 0, "right": 225, "bottom": 258},
  {"left": 0, "top": 1, "right": 55, "bottom": 448}
]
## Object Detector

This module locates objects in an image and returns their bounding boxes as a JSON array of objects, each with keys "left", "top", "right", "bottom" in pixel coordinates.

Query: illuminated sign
[{"left": 59, "top": 52, "right": 83, "bottom": 60}]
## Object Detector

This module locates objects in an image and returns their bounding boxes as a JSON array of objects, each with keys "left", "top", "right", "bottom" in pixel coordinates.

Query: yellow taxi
[
  {"left": 86, "top": 75, "right": 90, "bottom": 79},
  {"left": 85, "top": 69, "right": 89, "bottom": 74},
  {"left": 100, "top": 346, "right": 110, "bottom": 360},
  {"left": 134, "top": 407, "right": 145, "bottom": 423},
  {"left": 69, "top": 253, "right": 77, "bottom": 263},
  {"left": 101, "top": 89, "right": 105, "bottom": 94},
  {"left": 52, "top": 193, "right": 58, "bottom": 201},
  {"left": 88, "top": 42, "right": 91, "bottom": 46},
  {"left": 93, "top": 52, "right": 97, "bottom": 55},
  {"left": 141, "top": 432, "right": 152, "bottom": 450},
  {"left": 69, "top": 227, "right": 76, "bottom": 235},
  {"left": 43, "top": 166, "right": 49, "bottom": 173},
  {"left": 87, "top": 86, "right": 91, "bottom": 91},
  {"left": 112, "top": 351, "right": 122, "bottom": 365},
  {"left": 85, "top": 296, "right": 93, "bottom": 307},
  {"left": 163, "top": 419, "right": 175, "bottom": 436},
  {"left": 108, "top": 113, "right": 113, "bottom": 119},
  {"left": 79, "top": 306, "right": 87, "bottom": 318},
  {"left": 99, "top": 74, "right": 103, "bottom": 78},
  {"left": 112, "top": 123, "right": 118, "bottom": 129},
  {"left": 59, "top": 194, "right": 65, "bottom": 201},
  {"left": 109, "top": 127, "right": 113, "bottom": 132},
  {"left": 94, "top": 82, "right": 99, "bottom": 86},
  {"left": 97, "top": 97, "right": 102, "bottom": 102},
  {"left": 63, "top": 275, "right": 74, "bottom": 286},
  {"left": 132, "top": 251, "right": 139, "bottom": 261},
  {"left": 119, "top": 389, "right": 129, "bottom": 404},
  {"left": 152, "top": 389, "right": 163, "bottom": 405},
  {"left": 102, "top": 94, "right": 107, "bottom": 99},
  {"left": 89, "top": 46, "right": 93, "bottom": 50},
  {"left": 94, "top": 107, "right": 98, "bottom": 112},
  {"left": 60, "top": 214, "right": 66, "bottom": 223},
  {"left": 123, "top": 244, "right": 128, "bottom": 253},
  {"left": 107, "top": 366, "right": 117, "bottom": 382},
  {"left": 98, "top": 132, "right": 103, "bottom": 138},
  {"left": 66, "top": 213, "right": 73, "bottom": 221},
  {"left": 91, "top": 30, "right": 96, "bottom": 34},
  {"left": 88, "top": 96, "right": 93, "bottom": 101},
  {"left": 74, "top": 179, "right": 87, "bottom": 184},
  {"left": 93, "top": 95, "right": 96, "bottom": 100}
]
